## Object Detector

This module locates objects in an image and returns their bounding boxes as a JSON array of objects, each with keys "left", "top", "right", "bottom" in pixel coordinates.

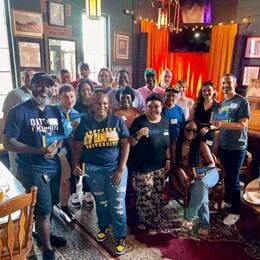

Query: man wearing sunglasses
[
  {"left": 3, "top": 72, "right": 66, "bottom": 260},
  {"left": 211, "top": 73, "right": 250, "bottom": 226}
]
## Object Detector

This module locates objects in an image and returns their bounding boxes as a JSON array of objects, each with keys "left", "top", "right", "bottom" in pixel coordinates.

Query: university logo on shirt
[{"left": 84, "top": 128, "right": 119, "bottom": 149}]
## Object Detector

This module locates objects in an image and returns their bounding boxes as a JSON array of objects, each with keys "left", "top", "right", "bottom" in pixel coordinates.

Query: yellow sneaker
[
  {"left": 96, "top": 227, "right": 109, "bottom": 242},
  {"left": 115, "top": 238, "right": 126, "bottom": 255}
]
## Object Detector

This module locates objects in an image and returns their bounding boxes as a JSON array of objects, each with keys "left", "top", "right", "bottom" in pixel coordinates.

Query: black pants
[{"left": 218, "top": 147, "right": 246, "bottom": 214}]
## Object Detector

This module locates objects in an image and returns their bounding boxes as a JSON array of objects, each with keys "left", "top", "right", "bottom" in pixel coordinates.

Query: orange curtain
[{"left": 141, "top": 21, "right": 238, "bottom": 100}]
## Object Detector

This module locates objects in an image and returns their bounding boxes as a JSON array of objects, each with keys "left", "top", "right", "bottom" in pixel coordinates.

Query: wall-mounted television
[{"left": 168, "top": 27, "right": 212, "bottom": 52}]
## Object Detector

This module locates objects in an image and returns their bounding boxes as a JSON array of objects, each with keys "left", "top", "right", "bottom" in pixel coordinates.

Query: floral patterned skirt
[{"left": 133, "top": 167, "right": 168, "bottom": 228}]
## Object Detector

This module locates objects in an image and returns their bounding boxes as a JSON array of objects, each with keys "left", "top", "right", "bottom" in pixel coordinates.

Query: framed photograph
[
  {"left": 12, "top": 9, "right": 43, "bottom": 38},
  {"left": 18, "top": 41, "right": 41, "bottom": 68},
  {"left": 48, "top": 2, "right": 65, "bottom": 27},
  {"left": 45, "top": 36, "right": 77, "bottom": 80},
  {"left": 242, "top": 66, "right": 260, "bottom": 86},
  {"left": 245, "top": 37, "right": 260, "bottom": 58},
  {"left": 114, "top": 31, "right": 130, "bottom": 61}
]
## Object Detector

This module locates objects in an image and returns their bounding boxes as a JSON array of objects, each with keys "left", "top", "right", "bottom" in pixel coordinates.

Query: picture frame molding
[
  {"left": 113, "top": 31, "right": 130, "bottom": 61},
  {"left": 12, "top": 9, "right": 43, "bottom": 38},
  {"left": 48, "top": 1, "right": 65, "bottom": 27},
  {"left": 245, "top": 36, "right": 260, "bottom": 59}
]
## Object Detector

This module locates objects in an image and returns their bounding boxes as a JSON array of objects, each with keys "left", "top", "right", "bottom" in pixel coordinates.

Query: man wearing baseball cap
[
  {"left": 138, "top": 68, "right": 165, "bottom": 102},
  {"left": 71, "top": 61, "right": 97, "bottom": 89},
  {"left": 3, "top": 72, "right": 66, "bottom": 260}
]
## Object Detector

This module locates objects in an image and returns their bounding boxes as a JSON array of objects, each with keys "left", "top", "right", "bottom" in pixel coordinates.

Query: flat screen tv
[{"left": 168, "top": 27, "right": 212, "bottom": 52}]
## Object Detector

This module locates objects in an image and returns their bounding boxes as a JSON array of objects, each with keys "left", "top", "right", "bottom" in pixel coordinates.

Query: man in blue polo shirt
[{"left": 3, "top": 72, "right": 66, "bottom": 260}]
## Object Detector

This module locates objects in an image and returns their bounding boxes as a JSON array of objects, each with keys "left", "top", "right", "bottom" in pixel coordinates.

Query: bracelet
[{"left": 166, "top": 159, "right": 171, "bottom": 163}]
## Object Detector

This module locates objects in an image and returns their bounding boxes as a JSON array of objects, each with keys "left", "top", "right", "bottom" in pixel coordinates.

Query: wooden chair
[
  {"left": 0, "top": 186, "right": 37, "bottom": 259},
  {"left": 169, "top": 154, "right": 225, "bottom": 211}
]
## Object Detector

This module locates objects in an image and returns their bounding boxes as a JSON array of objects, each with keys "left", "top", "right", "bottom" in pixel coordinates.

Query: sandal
[
  {"left": 198, "top": 228, "right": 209, "bottom": 237},
  {"left": 181, "top": 220, "right": 193, "bottom": 230}
]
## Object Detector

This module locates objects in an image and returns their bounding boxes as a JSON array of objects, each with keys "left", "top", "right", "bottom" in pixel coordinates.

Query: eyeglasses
[
  {"left": 38, "top": 111, "right": 50, "bottom": 127},
  {"left": 185, "top": 128, "right": 197, "bottom": 134}
]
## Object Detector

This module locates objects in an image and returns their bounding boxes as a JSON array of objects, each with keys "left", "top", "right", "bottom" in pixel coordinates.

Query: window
[
  {"left": 48, "top": 38, "right": 77, "bottom": 80},
  {"left": 82, "top": 14, "right": 109, "bottom": 82},
  {"left": 0, "top": 1, "right": 14, "bottom": 118}
]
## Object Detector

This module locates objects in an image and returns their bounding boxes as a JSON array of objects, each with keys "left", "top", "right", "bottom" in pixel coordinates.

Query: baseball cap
[
  {"left": 144, "top": 68, "right": 156, "bottom": 77},
  {"left": 78, "top": 61, "right": 90, "bottom": 70},
  {"left": 31, "top": 72, "right": 55, "bottom": 86},
  {"left": 165, "top": 85, "right": 179, "bottom": 94}
]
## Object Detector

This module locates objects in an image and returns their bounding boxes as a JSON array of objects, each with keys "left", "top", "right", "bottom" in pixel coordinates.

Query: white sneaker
[
  {"left": 223, "top": 214, "right": 240, "bottom": 226},
  {"left": 213, "top": 201, "right": 231, "bottom": 210},
  {"left": 83, "top": 192, "right": 94, "bottom": 207},
  {"left": 71, "top": 193, "right": 81, "bottom": 207}
]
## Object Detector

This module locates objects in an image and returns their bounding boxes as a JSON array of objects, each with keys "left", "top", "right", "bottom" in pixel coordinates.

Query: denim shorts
[{"left": 17, "top": 167, "right": 61, "bottom": 216}]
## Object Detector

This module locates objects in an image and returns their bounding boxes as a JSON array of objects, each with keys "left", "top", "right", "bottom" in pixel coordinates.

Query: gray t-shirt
[
  {"left": 2, "top": 86, "right": 32, "bottom": 116},
  {"left": 218, "top": 94, "right": 250, "bottom": 150}
]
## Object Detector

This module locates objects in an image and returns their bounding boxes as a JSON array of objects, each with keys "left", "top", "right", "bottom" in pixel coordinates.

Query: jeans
[
  {"left": 85, "top": 164, "right": 128, "bottom": 239},
  {"left": 186, "top": 168, "right": 219, "bottom": 229},
  {"left": 218, "top": 147, "right": 246, "bottom": 214}
]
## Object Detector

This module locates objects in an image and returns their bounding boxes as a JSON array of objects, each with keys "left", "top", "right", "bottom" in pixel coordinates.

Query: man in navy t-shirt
[{"left": 3, "top": 72, "right": 66, "bottom": 260}]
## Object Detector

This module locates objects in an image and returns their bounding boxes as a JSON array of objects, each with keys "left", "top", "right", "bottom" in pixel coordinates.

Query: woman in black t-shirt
[
  {"left": 129, "top": 93, "right": 171, "bottom": 234},
  {"left": 189, "top": 81, "right": 219, "bottom": 151}
]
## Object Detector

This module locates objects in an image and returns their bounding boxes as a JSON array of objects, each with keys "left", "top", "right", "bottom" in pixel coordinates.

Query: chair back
[{"left": 0, "top": 186, "right": 37, "bottom": 259}]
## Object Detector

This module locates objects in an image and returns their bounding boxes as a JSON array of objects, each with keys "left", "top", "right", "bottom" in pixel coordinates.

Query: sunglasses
[
  {"left": 185, "top": 128, "right": 197, "bottom": 134},
  {"left": 38, "top": 111, "right": 50, "bottom": 127}
]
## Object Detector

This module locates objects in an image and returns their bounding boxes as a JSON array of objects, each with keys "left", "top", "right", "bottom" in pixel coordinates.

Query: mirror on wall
[{"left": 48, "top": 38, "right": 77, "bottom": 80}]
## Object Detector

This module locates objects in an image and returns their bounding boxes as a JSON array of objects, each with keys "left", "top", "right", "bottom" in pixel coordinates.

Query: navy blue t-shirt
[
  {"left": 4, "top": 99, "right": 64, "bottom": 170},
  {"left": 74, "top": 114, "right": 129, "bottom": 167}
]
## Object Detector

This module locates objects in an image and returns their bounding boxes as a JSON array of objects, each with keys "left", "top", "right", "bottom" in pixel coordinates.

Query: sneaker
[
  {"left": 83, "top": 192, "right": 94, "bottom": 207},
  {"left": 43, "top": 249, "right": 55, "bottom": 260},
  {"left": 96, "top": 227, "right": 109, "bottom": 242},
  {"left": 223, "top": 214, "right": 240, "bottom": 226},
  {"left": 213, "top": 201, "right": 231, "bottom": 210},
  {"left": 71, "top": 193, "right": 81, "bottom": 207},
  {"left": 50, "top": 234, "right": 67, "bottom": 247},
  {"left": 137, "top": 223, "right": 146, "bottom": 230},
  {"left": 148, "top": 228, "right": 158, "bottom": 235},
  {"left": 115, "top": 238, "right": 126, "bottom": 255},
  {"left": 60, "top": 205, "right": 75, "bottom": 223}
]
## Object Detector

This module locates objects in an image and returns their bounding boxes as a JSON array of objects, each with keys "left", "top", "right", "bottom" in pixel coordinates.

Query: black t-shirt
[
  {"left": 130, "top": 114, "right": 170, "bottom": 172},
  {"left": 194, "top": 101, "right": 218, "bottom": 144}
]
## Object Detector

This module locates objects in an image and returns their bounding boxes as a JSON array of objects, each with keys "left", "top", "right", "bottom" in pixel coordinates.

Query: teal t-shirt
[{"left": 218, "top": 94, "right": 250, "bottom": 150}]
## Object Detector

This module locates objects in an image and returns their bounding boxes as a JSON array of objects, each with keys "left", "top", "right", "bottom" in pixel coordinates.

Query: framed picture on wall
[
  {"left": 242, "top": 66, "right": 260, "bottom": 86},
  {"left": 48, "top": 2, "right": 65, "bottom": 27},
  {"left": 18, "top": 41, "right": 41, "bottom": 68},
  {"left": 45, "top": 36, "right": 77, "bottom": 80},
  {"left": 245, "top": 37, "right": 260, "bottom": 58},
  {"left": 113, "top": 31, "right": 130, "bottom": 60},
  {"left": 12, "top": 9, "right": 43, "bottom": 38}
]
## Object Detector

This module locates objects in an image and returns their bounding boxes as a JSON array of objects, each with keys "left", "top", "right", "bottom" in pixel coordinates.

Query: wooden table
[
  {"left": 244, "top": 179, "right": 260, "bottom": 213},
  {"left": 0, "top": 161, "right": 25, "bottom": 224}
]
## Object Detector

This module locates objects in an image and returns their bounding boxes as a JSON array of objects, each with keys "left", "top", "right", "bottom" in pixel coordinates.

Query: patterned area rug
[{"left": 74, "top": 199, "right": 260, "bottom": 259}]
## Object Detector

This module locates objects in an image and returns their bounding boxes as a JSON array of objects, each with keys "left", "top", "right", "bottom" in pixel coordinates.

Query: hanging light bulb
[{"left": 157, "top": 7, "right": 168, "bottom": 29}]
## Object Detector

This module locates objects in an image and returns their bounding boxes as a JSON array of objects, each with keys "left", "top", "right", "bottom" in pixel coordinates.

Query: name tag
[
  {"left": 170, "top": 118, "right": 178, "bottom": 124},
  {"left": 206, "top": 140, "right": 213, "bottom": 146},
  {"left": 163, "top": 131, "right": 169, "bottom": 136},
  {"left": 230, "top": 103, "right": 238, "bottom": 109}
]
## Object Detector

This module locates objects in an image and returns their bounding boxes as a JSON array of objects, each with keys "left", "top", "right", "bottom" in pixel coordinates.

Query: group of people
[{"left": 2, "top": 62, "right": 250, "bottom": 259}]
